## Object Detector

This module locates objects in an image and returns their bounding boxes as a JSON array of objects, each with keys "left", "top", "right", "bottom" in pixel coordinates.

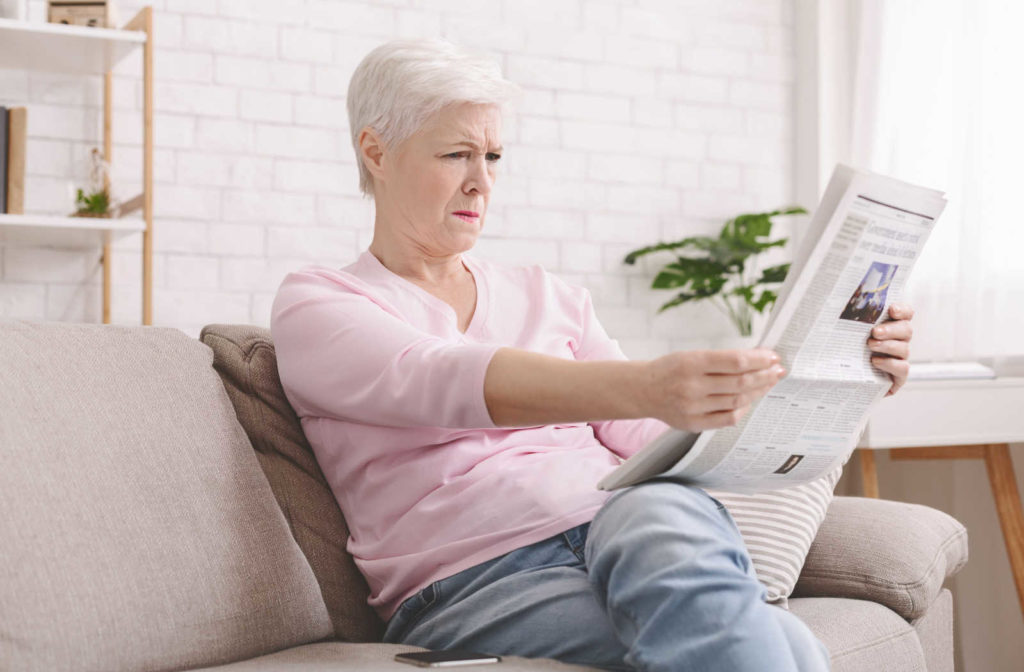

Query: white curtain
[{"left": 849, "top": 0, "right": 1024, "bottom": 360}]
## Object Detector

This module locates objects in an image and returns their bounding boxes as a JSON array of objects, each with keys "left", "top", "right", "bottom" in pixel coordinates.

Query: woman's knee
[
  {"left": 587, "top": 480, "right": 749, "bottom": 572},
  {"left": 593, "top": 480, "right": 727, "bottom": 533}
]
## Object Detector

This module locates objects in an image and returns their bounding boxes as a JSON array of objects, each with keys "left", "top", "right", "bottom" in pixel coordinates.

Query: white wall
[{"left": 0, "top": 0, "right": 797, "bottom": 351}]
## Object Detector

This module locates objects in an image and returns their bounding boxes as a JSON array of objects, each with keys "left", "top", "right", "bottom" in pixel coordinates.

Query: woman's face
[{"left": 375, "top": 102, "right": 503, "bottom": 256}]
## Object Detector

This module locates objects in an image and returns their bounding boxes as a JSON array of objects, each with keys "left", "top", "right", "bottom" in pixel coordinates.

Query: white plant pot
[{"left": 713, "top": 334, "right": 762, "bottom": 351}]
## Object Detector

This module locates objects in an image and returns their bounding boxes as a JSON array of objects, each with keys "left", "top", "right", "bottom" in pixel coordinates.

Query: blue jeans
[{"left": 383, "top": 480, "right": 831, "bottom": 671}]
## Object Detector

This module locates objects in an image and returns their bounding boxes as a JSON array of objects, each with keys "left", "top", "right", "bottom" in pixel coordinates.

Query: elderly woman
[{"left": 270, "top": 39, "right": 915, "bottom": 672}]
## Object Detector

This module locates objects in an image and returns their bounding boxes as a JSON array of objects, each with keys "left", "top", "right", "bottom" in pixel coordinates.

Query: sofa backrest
[
  {"left": 0, "top": 320, "right": 334, "bottom": 672},
  {"left": 199, "top": 323, "right": 385, "bottom": 642}
]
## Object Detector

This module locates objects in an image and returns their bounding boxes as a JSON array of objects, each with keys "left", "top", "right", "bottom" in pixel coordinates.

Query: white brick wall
[{"left": 0, "top": 0, "right": 797, "bottom": 353}]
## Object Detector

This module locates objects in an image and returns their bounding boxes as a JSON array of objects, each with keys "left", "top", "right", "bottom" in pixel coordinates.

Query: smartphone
[{"left": 394, "top": 650, "right": 502, "bottom": 667}]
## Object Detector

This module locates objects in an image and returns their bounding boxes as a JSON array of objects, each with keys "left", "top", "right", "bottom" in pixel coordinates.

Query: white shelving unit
[
  {"left": 0, "top": 9, "right": 154, "bottom": 324},
  {"left": 0, "top": 17, "right": 145, "bottom": 73}
]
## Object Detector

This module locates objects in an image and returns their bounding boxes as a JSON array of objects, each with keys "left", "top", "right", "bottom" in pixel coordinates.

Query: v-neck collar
[{"left": 359, "top": 250, "right": 488, "bottom": 338}]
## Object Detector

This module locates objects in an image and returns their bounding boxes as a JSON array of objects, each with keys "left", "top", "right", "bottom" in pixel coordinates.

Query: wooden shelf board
[{"left": 0, "top": 18, "right": 145, "bottom": 75}]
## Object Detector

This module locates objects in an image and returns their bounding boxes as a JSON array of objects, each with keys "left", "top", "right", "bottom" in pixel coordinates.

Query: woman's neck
[{"left": 368, "top": 238, "right": 468, "bottom": 288}]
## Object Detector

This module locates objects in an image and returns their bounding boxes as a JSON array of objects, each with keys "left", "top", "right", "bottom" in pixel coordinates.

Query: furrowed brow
[{"left": 449, "top": 140, "right": 504, "bottom": 152}]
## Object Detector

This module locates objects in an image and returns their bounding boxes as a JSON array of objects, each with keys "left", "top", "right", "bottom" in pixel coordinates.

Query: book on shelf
[
  {"left": 0, "top": 105, "right": 7, "bottom": 213},
  {"left": 6, "top": 106, "right": 26, "bottom": 214}
]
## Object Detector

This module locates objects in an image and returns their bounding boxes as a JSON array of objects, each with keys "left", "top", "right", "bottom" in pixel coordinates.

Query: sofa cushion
[
  {"left": 190, "top": 642, "right": 598, "bottom": 671},
  {"left": 199, "top": 323, "right": 384, "bottom": 642},
  {"left": 708, "top": 465, "right": 843, "bottom": 607},
  {"left": 0, "top": 320, "right": 333, "bottom": 672},
  {"left": 793, "top": 496, "right": 968, "bottom": 619},
  {"left": 788, "top": 597, "right": 927, "bottom": 672}
]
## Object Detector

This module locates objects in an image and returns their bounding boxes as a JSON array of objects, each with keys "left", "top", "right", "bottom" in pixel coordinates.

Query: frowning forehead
[
  {"left": 439, "top": 121, "right": 503, "bottom": 151},
  {"left": 428, "top": 103, "right": 503, "bottom": 150}
]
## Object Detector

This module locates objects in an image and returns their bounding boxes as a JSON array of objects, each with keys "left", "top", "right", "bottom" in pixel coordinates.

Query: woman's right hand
[{"left": 643, "top": 349, "right": 787, "bottom": 432}]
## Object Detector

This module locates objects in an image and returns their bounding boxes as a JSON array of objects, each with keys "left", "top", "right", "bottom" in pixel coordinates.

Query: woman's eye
[{"left": 442, "top": 152, "right": 501, "bottom": 162}]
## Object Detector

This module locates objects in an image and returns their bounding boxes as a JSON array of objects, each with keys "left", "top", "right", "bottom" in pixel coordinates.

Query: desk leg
[
  {"left": 983, "top": 443, "right": 1024, "bottom": 617},
  {"left": 859, "top": 450, "right": 879, "bottom": 498}
]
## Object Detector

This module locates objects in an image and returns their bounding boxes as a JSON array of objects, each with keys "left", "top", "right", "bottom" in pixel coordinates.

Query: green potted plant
[
  {"left": 73, "top": 187, "right": 111, "bottom": 218},
  {"left": 71, "top": 147, "right": 114, "bottom": 218},
  {"left": 623, "top": 206, "right": 807, "bottom": 338}
]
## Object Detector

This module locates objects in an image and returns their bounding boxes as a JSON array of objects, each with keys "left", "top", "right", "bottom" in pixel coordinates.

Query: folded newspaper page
[{"left": 598, "top": 164, "right": 947, "bottom": 493}]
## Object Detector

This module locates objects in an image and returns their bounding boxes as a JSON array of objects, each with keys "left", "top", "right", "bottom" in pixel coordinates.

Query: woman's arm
[
  {"left": 483, "top": 346, "right": 786, "bottom": 433},
  {"left": 484, "top": 301, "right": 917, "bottom": 432}
]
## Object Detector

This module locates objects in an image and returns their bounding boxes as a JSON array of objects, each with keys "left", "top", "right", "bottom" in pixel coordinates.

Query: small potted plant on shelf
[
  {"left": 71, "top": 147, "right": 115, "bottom": 218},
  {"left": 73, "top": 186, "right": 111, "bottom": 218},
  {"left": 623, "top": 206, "right": 807, "bottom": 340}
]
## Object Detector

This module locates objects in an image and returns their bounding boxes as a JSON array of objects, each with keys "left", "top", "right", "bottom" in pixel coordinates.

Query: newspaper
[{"left": 598, "top": 164, "right": 947, "bottom": 493}]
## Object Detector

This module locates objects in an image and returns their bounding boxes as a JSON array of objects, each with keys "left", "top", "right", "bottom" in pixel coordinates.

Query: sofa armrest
[{"left": 792, "top": 496, "right": 968, "bottom": 620}]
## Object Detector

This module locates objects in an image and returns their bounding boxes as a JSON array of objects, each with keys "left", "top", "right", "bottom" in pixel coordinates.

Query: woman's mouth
[{"left": 452, "top": 211, "right": 480, "bottom": 222}]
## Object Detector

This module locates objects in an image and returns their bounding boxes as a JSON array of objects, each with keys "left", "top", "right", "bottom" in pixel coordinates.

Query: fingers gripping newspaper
[{"left": 598, "top": 164, "right": 947, "bottom": 493}]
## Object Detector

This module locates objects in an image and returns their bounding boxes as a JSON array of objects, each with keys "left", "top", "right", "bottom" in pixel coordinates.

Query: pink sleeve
[
  {"left": 270, "top": 271, "right": 501, "bottom": 429},
  {"left": 569, "top": 284, "right": 671, "bottom": 459}
]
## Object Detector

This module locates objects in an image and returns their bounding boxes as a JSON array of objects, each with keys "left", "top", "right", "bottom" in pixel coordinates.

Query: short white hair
[{"left": 346, "top": 38, "right": 522, "bottom": 198}]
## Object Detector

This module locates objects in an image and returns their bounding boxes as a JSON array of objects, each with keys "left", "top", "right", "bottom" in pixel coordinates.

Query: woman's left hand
[{"left": 868, "top": 303, "right": 914, "bottom": 396}]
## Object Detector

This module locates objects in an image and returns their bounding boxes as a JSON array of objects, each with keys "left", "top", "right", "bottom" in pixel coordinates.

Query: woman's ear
[{"left": 359, "top": 127, "right": 387, "bottom": 182}]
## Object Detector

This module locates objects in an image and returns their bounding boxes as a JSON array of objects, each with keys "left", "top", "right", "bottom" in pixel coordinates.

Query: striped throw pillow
[{"left": 706, "top": 464, "right": 844, "bottom": 607}]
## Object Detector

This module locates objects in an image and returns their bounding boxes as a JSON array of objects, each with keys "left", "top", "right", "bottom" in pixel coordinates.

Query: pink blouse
[{"left": 270, "top": 249, "right": 669, "bottom": 621}]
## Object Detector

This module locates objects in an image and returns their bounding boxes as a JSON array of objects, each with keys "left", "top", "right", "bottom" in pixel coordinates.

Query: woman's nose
[{"left": 463, "top": 156, "right": 494, "bottom": 195}]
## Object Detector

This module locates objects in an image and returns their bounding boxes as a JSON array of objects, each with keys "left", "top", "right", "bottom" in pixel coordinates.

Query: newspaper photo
[{"left": 598, "top": 164, "right": 948, "bottom": 493}]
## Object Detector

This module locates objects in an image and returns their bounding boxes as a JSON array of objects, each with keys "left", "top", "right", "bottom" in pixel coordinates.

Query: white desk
[{"left": 857, "top": 376, "right": 1024, "bottom": 618}]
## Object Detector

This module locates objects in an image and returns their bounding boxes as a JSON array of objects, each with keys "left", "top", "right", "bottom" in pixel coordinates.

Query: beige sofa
[{"left": 0, "top": 320, "right": 968, "bottom": 671}]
